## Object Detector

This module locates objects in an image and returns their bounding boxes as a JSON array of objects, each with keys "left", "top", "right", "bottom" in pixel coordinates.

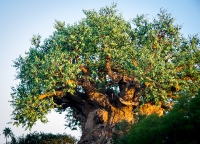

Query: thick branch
[
  {"left": 105, "top": 56, "right": 136, "bottom": 83},
  {"left": 78, "top": 63, "right": 113, "bottom": 109},
  {"left": 105, "top": 56, "right": 122, "bottom": 82},
  {"left": 81, "top": 76, "right": 97, "bottom": 93},
  {"left": 119, "top": 97, "right": 138, "bottom": 106},
  {"left": 80, "top": 64, "right": 90, "bottom": 75},
  {"left": 38, "top": 87, "right": 86, "bottom": 112},
  {"left": 38, "top": 91, "right": 64, "bottom": 100},
  {"left": 80, "top": 76, "right": 111, "bottom": 109},
  {"left": 118, "top": 79, "right": 139, "bottom": 106},
  {"left": 105, "top": 56, "right": 140, "bottom": 106}
]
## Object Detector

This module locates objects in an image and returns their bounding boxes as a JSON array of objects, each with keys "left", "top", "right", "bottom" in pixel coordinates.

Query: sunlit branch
[{"left": 38, "top": 91, "right": 64, "bottom": 100}]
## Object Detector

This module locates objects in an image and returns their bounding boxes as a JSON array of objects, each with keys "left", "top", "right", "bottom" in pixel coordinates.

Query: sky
[{"left": 0, "top": 0, "right": 199, "bottom": 143}]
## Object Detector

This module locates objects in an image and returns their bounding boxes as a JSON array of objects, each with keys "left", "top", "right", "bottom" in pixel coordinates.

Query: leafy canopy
[{"left": 10, "top": 4, "right": 200, "bottom": 130}]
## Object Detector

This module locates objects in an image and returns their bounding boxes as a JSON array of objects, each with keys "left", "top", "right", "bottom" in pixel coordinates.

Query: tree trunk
[
  {"left": 77, "top": 105, "right": 134, "bottom": 144},
  {"left": 53, "top": 87, "right": 140, "bottom": 143},
  {"left": 51, "top": 62, "right": 165, "bottom": 143}
]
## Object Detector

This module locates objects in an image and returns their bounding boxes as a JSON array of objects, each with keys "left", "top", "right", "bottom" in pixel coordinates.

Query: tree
[
  {"left": 10, "top": 4, "right": 200, "bottom": 143},
  {"left": 2, "top": 127, "right": 13, "bottom": 144}
]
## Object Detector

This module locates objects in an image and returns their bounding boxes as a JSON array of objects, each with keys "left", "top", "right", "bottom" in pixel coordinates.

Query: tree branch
[
  {"left": 105, "top": 56, "right": 122, "bottom": 83},
  {"left": 105, "top": 56, "right": 140, "bottom": 106},
  {"left": 38, "top": 91, "right": 64, "bottom": 100},
  {"left": 119, "top": 97, "right": 138, "bottom": 106},
  {"left": 80, "top": 76, "right": 111, "bottom": 108},
  {"left": 105, "top": 56, "right": 136, "bottom": 83}
]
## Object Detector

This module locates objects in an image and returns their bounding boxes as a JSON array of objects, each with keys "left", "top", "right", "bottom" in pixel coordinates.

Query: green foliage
[
  {"left": 10, "top": 131, "right": 76, "bottom": 144},
  {"left": 54, "top": 107, "right": 81, "bottom": 130},
  {"left": 113, "top": 90, "right": 200, "bottom": 144},
  {"left": 10, "top": 3, "right": 200, "bottom": 130},
  {"left": 64, "top": 108, "right": 81, "bottom": 130},
  {"left": 112, "top": 120, "right": 131, "bottom": 144}
]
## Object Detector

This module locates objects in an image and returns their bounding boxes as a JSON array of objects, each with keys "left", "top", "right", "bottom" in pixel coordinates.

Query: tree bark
[
  {"left": 55, "top": 95, "right": 136, "bottom": 143},
  {"left": 40, "top": 59, "right": 165, "bottom": 143},
  {"left": 52, "top": 76, "right": 140, "bottom": 143},
  {"left": 48, "top": 75, "right": 165, "bottom": 143},
  {"left": 78, "top": 106, "right": 134, "bottom": 144}
]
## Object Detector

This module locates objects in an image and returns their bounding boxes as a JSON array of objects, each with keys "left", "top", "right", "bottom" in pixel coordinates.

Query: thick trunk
[
  {"left": 52, "top": 86, "right": 164, "bottom": 143},
  {"left": 52, "top": 75, "right": 140, "bottom": 143},
  {"left": 54, "top": 92, "right": 164, "bottom": 144},
  {"left": 78, "top": 106, "right": 134, "bottom": 144},
  {"left": 53, "top": 92, "right": 136, "bottom": 143},
  {"left": 50, "top": 61, "right": 165, "bottom": 143}
]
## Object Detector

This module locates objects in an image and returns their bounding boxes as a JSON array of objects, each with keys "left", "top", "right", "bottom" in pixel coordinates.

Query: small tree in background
[{"left": 2, "top": 127, "right": 13, "bottom": 144}]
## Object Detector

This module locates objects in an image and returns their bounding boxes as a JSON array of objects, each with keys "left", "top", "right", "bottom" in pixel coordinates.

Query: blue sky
[{"left": 0, "top": 0, "right": 199, "bottom": 142}]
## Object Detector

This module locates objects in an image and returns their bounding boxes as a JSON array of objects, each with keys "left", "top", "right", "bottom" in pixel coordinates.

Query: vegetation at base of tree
[
  {"left": 3, "top": 130, "right": 76, "bottom": 144},
  {"left": 113, "top": 90, "right": 200, "bottom": 144}
]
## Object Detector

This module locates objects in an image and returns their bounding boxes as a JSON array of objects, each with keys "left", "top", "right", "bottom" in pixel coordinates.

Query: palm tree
[{"left": 2, "top": 127, "right": 13, "bottom": 144}]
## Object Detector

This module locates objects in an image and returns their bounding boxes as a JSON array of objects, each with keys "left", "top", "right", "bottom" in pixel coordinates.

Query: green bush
[
  {"left": 10, "top": 132, "right": 76, "bottom": 144},
  {"left": 113, "top": 90, "right": 200, "bottom": 144}
]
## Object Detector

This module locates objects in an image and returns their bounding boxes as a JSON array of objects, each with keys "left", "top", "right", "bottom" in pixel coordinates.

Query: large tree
[{"left": 10, "top": 4, "right": 200, "bottom": 143}]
